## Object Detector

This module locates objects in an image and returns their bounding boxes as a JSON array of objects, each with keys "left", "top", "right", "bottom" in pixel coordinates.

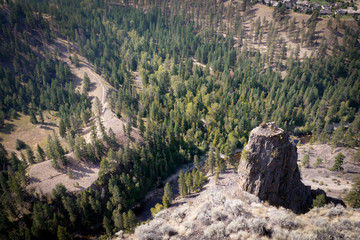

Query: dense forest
[{"left": 0, "top": 0, "right": 360, "bottom": 239}]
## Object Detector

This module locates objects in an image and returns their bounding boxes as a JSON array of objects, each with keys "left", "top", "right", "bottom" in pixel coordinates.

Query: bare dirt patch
[
  {"left": 27, "top": 152, "right": 99, "bottom": 196},
  {"left": 297, "top": 143, "right": 359, "bottom": 199}
]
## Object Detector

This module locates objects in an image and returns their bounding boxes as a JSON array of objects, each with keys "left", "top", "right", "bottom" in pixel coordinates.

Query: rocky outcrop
[{"left": 238, "top": 122, "right": 312, "bottom": 213}]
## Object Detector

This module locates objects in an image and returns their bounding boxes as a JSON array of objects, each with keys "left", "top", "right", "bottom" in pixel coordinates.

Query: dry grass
[
  {"left": 298, "top": 143, "right": 359, "bottom": 199},
  {"left": 0, "top": 111, "right": 61, "bottom": 153},
  {"left": 125, "top": 168, "right": 360, "bottom": 240},
  {"left": 27, "top": 152, "right": 100, "bottom": 196}
]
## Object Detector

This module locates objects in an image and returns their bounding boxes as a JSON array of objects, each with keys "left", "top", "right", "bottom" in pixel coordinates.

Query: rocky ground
[
  {"left": 120, "top": 124, "right": 360, "bottom": 240},
  {"left": 120, "top": 169, "right": 360, "bottom": 240}
]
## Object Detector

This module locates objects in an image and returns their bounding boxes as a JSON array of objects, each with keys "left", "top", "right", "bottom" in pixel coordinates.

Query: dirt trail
[
  {"left": 27, "top": 38, "right": 142, "bottom": 196},
  {"left": 49, "top": 38, "right": 113, "bottom": 110}
]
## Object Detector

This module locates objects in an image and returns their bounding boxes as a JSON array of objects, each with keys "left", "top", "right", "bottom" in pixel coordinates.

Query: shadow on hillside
[
  {"left": 39, "top": 125, "right": 54, "bottom": 131},
  {"left": 67, "top": 162, "right": 96, "bottom": 180},
  {"left": 0, "top": 123, "right": 16, "bottom": 134}
]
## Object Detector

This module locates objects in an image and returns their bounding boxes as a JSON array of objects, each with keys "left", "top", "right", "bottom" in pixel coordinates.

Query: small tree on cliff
[{"left": 162, "top": 182, "right": 173, "bottom": 208}]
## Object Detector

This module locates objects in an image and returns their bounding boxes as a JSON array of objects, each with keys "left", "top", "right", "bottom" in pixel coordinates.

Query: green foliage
[
  {"left": 0, "top": 0, "right": 360, "bottom": 239},
  {"left": 36, "top": 144, "right": 46, "bottom": 162},
  {"left": 57, "top": 226, "right": 72, "bottom": 240},
  {"left": 26, "top": 147, "right": 36, "bottom": 164},
  {"left": 162, "top": 182, "right": 173, "bottom": 208},
  {"left": 29, "top": 110, "right": 38, "bottom": 124},
  {"left": 345, "top": 176, "right": 360, "bottom": 208},
  {"left": 302, "top": 153, "right": 310, "bottom": 168},
  {"left": 331, "top": 153, "right": 345, "bottom": 171},
  {"left": 313, "top": 157, "right": 323, "bottom": 168},
  {"left": 352, "top": 149, "right": 360, "bottom": 164},
  {"left": 312, "top": 194, "right": 326, "bottom": 208},
  {"left": 150, "top": 203, "right": 164, "bottom": 217},
  {"left": 102, "top": 216, "right": 112, "bottom": 236}
]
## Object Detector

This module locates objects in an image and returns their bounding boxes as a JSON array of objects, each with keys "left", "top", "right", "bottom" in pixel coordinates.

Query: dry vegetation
[
  {"left": 298, "top": 143, "right": 360, "bottom": 199},
  {"left": 122, "top": 169, "right": 360, "bottom": 240},
  {"left": 0, "top": 111, "right": 62, "bottom": 153},
  {"left": 27, "top": 152, "right": 100, "bottom": 196}
]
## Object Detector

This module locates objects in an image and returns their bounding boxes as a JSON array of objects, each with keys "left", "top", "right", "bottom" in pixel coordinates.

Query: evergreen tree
[
  {"left": 103, "top": 216, "right": 112, "bottom": 236},
  {"left": 331, "top": 153, "right": 345, "bottom": 171},
  {"left": 178, "top": 170, "right": 187, "bottom": 197},
  {"left": 185, "top": 172, "right": 192, "bottom": 194},
  {"left": 38, "top": 110, "right": 44, "bottom": 123},
  {"left": 113, "top": 209, "right": 123, "bottom": 230},
  {"left": 194, "top": 155, "right": 200, "bottom": 170},
  {"left": 26, "top": 147, "right": 35, "bottom": 164},
  {"left": 36, "top": 144, "right": 46, "bottom": 162},
  {"left": 127, "top": 210, "right": 137, "bottom": 229},
  {"left": 206, "top": 147, "right": 215, "bottom": 174},
  {"left": 57, "top": 226, "right": 72, "bottom": 240},
  {"left": 94, "top": 97, "right": 103, "bottom": 116},
  {"left": 345, "top": 176, "right": 360, "bottom": 208},
  {"left": 29, "top": 110, "right": 38, "bottom": 124},
  {"left": 59, "top": 119, "right": 66, "bottom": 138},
  {"left": 162, "top": 182, "right": 173, "bottom": 208},
  {"left": 122, "top": 212, "right": 128, "bottom": 230}
]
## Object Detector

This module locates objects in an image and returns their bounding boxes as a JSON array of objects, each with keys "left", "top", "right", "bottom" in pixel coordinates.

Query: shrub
[
  {"left": 312, "top": 194, "right": 326, "bottom": 208},
  {"left": 224, "top": 199, "right": 245, "bottom": 217},
  {"left": 150, "top": 203, "right": 164, "bottom": 217},
  {"left": 248, "top": 218, "right": 268, "bottom": 235},
  {"left": 313, "top": 157, "right": 323, "bottom": 167},
  {"left": 243, "top": 191, "right": 260, "bottom": 203},
  {"left": 171, "top": 207, "right": 187, "bottom": 222},
  {"left": 135, "top": 219, "right": 172, "bottom": 240},
  {"left": 312, "top": 218, "right": 329, "bottom": 228},
  {"left": 203, "top": 222, "right": 226, "bottom": 239},
  {"left": 326, "top": 205, "right": 344, "bottom": 217},
  {"left": 210, "top": 206, "right": 227, "bottom": 221},
  {"left": 209, "top": 193, "right": 226, "bottom": 206},
  {"left": 270, "top": 210, "right": 299, "bottom": 230},
  {"left": 302, "top": 153, "right": 310, "bottom": 168},
  {"left": 315, "top": 226, "right": 344, "bottom": 240},
  {"left": 226, "top": 216, "right": 248, "bottom": 235}
]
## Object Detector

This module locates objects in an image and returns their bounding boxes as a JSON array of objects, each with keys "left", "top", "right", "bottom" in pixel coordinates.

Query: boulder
[{"left": 238, "top": 122, "right": 312, "bottom": 213}]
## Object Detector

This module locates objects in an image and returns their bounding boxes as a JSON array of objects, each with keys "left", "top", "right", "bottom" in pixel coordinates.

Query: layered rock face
[{"left": 238, "top": 122, "right": 312, "bottom": 213}]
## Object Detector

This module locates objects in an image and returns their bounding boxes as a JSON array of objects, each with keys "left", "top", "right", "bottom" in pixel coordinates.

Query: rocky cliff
[{"left": 238, "top": 122, "right": 312, "bottom": 213}]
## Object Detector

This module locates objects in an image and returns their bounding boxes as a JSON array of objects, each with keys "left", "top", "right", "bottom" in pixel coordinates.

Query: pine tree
[
  {"left": 36, "top": 144, "right": 46, "bottom": 162},
  {"left": 206, "top": 147, "right": 215, "bottom": 174},
  {"left": 127, "top": 210, "right": 137, "bottom": 229},
  {"left": 59, "top": 119, "right": 66, "bottom": 138},
  {"left": 57, "top": 226, "right": 72, "bottom": 240},
  {"left": 26, "top": 147, "right": 35, "bottom": 164},
  {"left": 162, "top": 182, "right": 173, "bottom": 208},
  {"left": 94, "top": 97, "right": 103, "bottom": 116},
  {"left": 113, "top": 209, "right": 123, "bottom": 230},
  {"left": 122, "top": 212, "right": 128, "bottom": 230},
  {"left": 178, "top": 170, "right": 187, "bottom": 197},
  {"left": 29, "top": 110, "right": 38, "bottom": 124},
  {"left": 185, "top": 172, "right": 192, "bottom": 194},
  {"left": 38, "top": 110, "right": 44, "bottom": 123},
  {"left": 194, "top": 155, "right": 200, "bottom": 170},
  {"left": 103, "top": 216, "right": 112, "bottom": 236}
]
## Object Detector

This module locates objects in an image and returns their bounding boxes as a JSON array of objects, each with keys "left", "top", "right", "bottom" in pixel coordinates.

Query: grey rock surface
[{"left": 238, "top": 122, "right": 312, "bottom": 213}]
